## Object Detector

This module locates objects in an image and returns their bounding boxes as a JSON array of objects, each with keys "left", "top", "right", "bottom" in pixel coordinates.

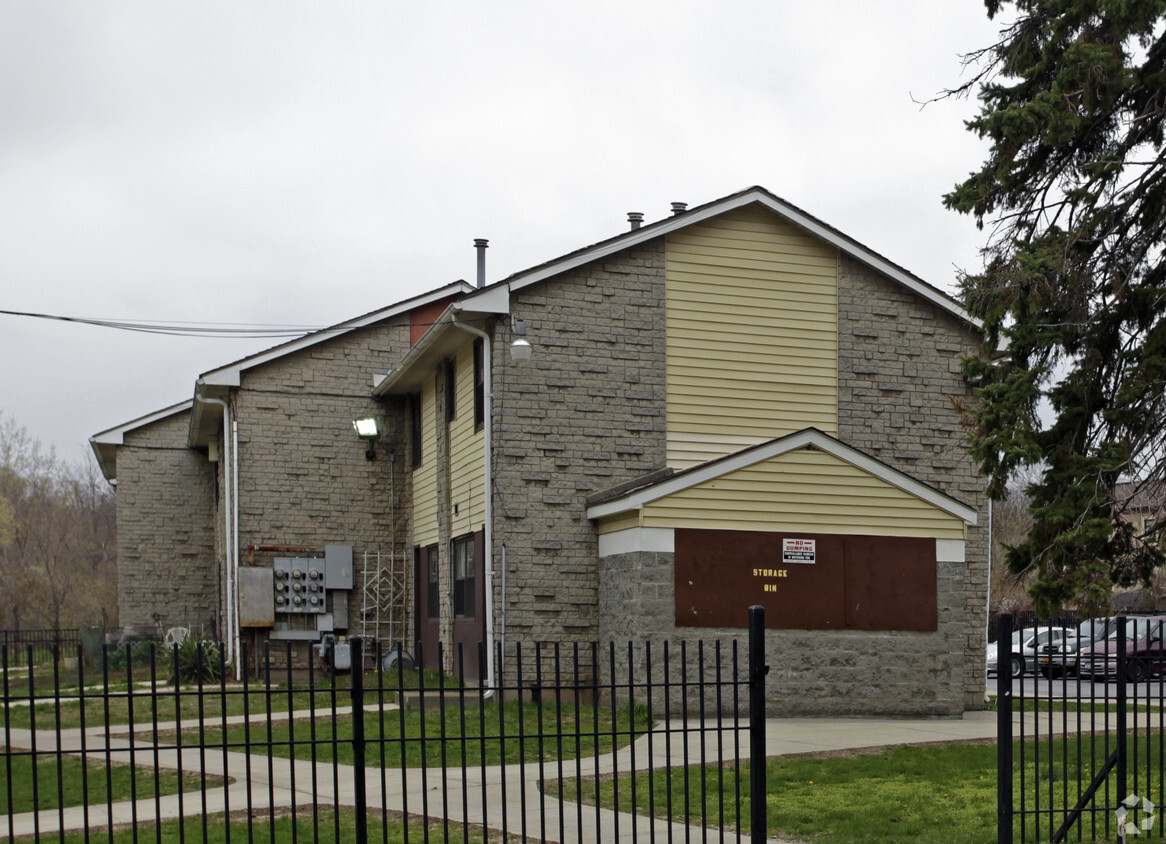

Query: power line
[
  {"left": 0, "top": 308, "right": 488, "bottom": 339},
  {"left": 0, "top": 307, "right": 325, "bottom": 338}
]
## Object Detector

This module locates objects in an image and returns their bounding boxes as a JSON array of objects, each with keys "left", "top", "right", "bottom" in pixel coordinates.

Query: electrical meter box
[
  {"left": 273, "top": 556, "right": 328, "bottom": 614},
  {"left": 269, "top": 545, "right": 353, "bottom": 641}
]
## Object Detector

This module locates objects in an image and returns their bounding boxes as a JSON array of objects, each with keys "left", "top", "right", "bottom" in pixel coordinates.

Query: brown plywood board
[
  {"left": 674, "top": 529, "right": 936, "bottom": 631},
  {"left": 844, "top": 535, "right": 936, "bottom": 630}
]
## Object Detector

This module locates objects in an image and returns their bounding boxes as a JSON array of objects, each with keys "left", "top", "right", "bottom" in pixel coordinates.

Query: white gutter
[
  {"left": 198, "top": 394, "right": 237, "bottom": 673},
  {"left": 450, "top": 310, "right": 496, "bottom": 696}
]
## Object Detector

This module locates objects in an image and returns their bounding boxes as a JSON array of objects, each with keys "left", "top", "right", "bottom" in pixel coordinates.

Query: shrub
[
  {"left": 101, "top": 640, "right": 160, "bottom": 673},
  {"left": 169, "top": 638, "right": 223, "bottom": 685}
]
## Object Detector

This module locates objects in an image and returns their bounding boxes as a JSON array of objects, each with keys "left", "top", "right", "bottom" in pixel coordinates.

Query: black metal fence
[
  {"left": 996, "top": 612, "right": 1166, "bottom": 843},
  {"left": 0, "top": 630, "right": 81, "bottom": 666},
  {"left": 2, "top": 608, "right": 769, "bottom": 842}
]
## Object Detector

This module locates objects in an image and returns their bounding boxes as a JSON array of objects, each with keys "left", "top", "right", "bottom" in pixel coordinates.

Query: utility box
[
  {"left": 325, "top": 545, "right": 354, "bottom": 589},
  {"left": 269, "top": 546, "right": 353, "bottom": 640},
  {"left": 332, "top": 591, "right": 349, "bottom": 629},
  {"left": 238, "top": 567, "right": 274, "bottom": 628}
]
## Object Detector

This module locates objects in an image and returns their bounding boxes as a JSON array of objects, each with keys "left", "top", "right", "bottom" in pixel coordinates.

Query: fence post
[
  {"left": 350, "top": 637, "right": 367, "bottom": 844},
  {"left": 748, "top": 605, "right": 768, "bottom": 843},
  {"left": 1117, "top": 616, "right": 1128, "bottom": 807},
  {"left": 997, "top": 612, "right": 1013, "bottom": 844}
]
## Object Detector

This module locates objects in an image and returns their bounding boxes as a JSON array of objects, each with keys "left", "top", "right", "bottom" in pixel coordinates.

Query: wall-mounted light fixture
[
  {"left": 510, "top": 318, "right": 532, "bottom": 362},
  {"left": 353, "top": 417, "right": 379, "bottom": 461}
]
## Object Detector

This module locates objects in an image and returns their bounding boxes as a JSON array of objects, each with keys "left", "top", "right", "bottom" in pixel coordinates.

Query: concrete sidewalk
[{"left": 5, "top": 710, "right": 1006, "bottom": 843}]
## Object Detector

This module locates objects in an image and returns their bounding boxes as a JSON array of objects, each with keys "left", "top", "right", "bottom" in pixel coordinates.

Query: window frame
[
  {"left": 426, "top": 543, "right": 439, "bottom": 619},
  {"left": 473, "top": 338, "right": 484, "bottom": 431},
  {"left": 451, "top": 533, "right": 475, "bottom": 619},
  {"left": 444, "top": 357, "right": 457, "bottom": 423},
  {"left": 410, "top": 392, "right": 423, "bottom": 467}
]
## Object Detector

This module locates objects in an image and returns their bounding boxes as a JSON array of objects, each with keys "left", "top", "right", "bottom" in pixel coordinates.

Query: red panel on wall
[
  {"left": 674, "top": 529, "right": 937, "bottom": 631},
  {"left": 409, "top": 297, "right": 458, "bottom": 346}
]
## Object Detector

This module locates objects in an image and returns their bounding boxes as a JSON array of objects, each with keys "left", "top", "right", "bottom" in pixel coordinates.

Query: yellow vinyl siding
[
  {"left": 641, "top": 448, "right": 965, "bottom": 539},
  {"left": 596, "top": 511, "right": 641, "bottom": 535},
  {"left": 449, "top": 341, "right": 485, "bottom": 538},
  {"left": 413, "top": 378, "right": 439, "bottom": 547},
  {"left": 666, "top": 204, "right": 839, "bottom": 470}
]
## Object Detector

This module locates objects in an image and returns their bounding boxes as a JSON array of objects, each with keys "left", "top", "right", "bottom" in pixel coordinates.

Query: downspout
[
  {"left": 199, "top": 394, "right": 236, "bottom": 672},
  {"left": 232, "top": 418, "right": 241, "bottom": 681},
  {"left": 451, "top": 311, "right": 496, "bottom": 697}
]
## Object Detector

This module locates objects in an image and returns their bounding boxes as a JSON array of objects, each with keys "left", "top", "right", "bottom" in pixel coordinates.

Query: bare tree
[
  {"left": 991, "top": 482, "right": 1035, "bottom": 612},
  {"left": 0, "top": 412, "right": 117, "bottom": 631}
]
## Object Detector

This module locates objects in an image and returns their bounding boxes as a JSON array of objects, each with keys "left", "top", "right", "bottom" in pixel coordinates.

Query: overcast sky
[{"left": 0, "top": 2, "right": 1003, "bottom": 464}]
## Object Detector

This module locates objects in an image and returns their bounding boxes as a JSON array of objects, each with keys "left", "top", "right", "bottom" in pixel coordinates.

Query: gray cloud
[{"left": 0, "top": 1, "right": 999, "bottom": 459}]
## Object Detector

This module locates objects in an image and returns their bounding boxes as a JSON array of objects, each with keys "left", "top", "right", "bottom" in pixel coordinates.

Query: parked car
[
  {"left": 988, "top": 626, "right": 1074, "bottom": 678},
  {"left": 1038, "top": 618, "right": 1109, "bottom": 678},
  {"left": 1036, "top": 634, "right": 1083, "bottom": 678},
  {"left": 1078, "top": 616, "right": 1166, "bottom": 682}
]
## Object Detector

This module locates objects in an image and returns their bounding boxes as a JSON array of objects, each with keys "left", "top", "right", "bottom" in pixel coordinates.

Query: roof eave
[
  {"left": 372, "top": 299, "right": 507, "bottom": 396},
  {"left": 89, "top": 400, "right": 194, "bottom": 482},
  {"left": 460, "top": 186, "right": 980, "bottom": 332},
  {"left": 586, "top": 428, "right": 978, "bottom": 526},
  {"left": 189, "top": 382, "right": 231, "bottom": 448},
  {"left": 199, "top": 281, "right": 474, "bottom": 387}
]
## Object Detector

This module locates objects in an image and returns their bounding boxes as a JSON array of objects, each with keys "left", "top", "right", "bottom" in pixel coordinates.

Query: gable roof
[
  {"left": 461, "top": 186, "right": 980, "bottom": 330},
  {"left": 90, "top": 400, "right": 193, "bottom": 482},
  {"left": 189, "top": 281, "right": 472, "bottom": 446},
  {"left": 197, "top": 281, "right": 472, "bottom": 388},
  {"left": 585, "top": 427, "right": 978, "bottom": 526}
]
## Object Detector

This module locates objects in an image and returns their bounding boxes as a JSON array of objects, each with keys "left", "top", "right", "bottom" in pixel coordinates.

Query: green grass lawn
[
  {"left": 166, "top": 699, "right": 652, "bottom": 768},
  {"left": 5, "top": 686, "right": 367, "bottom": 732},
  {"left": 0, "top": 755, "right": 220, "bottom": 814},
  {"left": 42, "top": 808, "right": 509, "bottom": 843},
  {"left": 566, "top": 734, "right": 1158, "bottom": 844},
  {"left": 3, "top": 667, "right": 455, "bottom": 731}
]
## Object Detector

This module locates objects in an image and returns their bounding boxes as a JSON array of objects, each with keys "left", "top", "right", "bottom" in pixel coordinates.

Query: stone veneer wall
[
  {"left": 599, "top": 548, "right": 969, "bottom": 717},
  {"left": 116, "top": 410, "right": 217, "bottom": 631},
  {"left": 214, "top": 318, "right": 414, "bottom": 663},
  {"left": 595, "top": 254, "right": 989, "bottom": 717},
  {"left": 835, "top": 254, "right": 989, "bottom": 711},
  {"left": 490, "top": 240, "right": 669, "bottom": 680}
]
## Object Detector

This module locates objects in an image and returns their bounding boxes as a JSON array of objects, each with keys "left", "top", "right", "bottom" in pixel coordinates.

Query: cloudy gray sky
[{"left": 0, "top": 2, "right": 1002, "bottom": 463}]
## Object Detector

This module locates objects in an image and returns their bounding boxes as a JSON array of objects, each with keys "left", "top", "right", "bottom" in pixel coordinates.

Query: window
[
  {"left": 444, "top": 358, "right": 456, "bottom": 422},
  {"left": 426, "top": 544, "right": 439, "bottom": 618},
  {"left": 452, "top": 534, "right": 475, "bottom": 618},
  {"left": 473, "top": 338, "right": 484, "bottom": 431},
  {"left": 410, "top": 393, "right": 423, "bottom": 467}
]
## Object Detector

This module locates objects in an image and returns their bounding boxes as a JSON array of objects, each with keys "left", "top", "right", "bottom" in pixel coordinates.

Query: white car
[{"left": 987, "top": 626, "right": 1074, "bottom": 678}]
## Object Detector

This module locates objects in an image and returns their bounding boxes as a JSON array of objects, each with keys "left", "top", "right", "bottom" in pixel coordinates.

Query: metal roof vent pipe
[
  {"left": 474, "top": 238, "right": 489, "bottom": 288},
  {"left": 671, "top": 202, "right": 688, "bottom": 215},
  {"left": 627, "top": 212, "right": 644, "bottom": 231}
]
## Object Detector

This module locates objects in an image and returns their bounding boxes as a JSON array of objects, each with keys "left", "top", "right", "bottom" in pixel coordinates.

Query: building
[{"left": 93, "top": 186, "right": 988, "bottom": 716}]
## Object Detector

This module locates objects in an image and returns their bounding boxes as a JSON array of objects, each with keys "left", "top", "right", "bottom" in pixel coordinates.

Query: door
[
  {"left": 413, "top": 544, "right": 440, "bottom": 670},
  {"left": 450, "top": 530, "right": 487, "bottom": 681}
]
